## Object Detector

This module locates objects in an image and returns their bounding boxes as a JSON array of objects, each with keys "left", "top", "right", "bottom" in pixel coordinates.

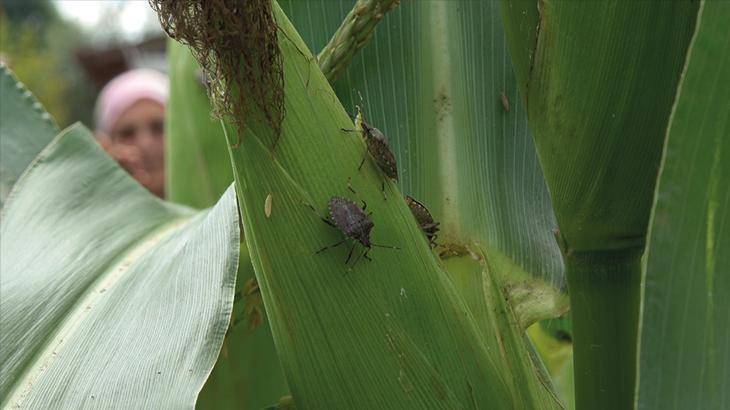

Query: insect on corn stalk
[
  {"left": 405, "top": 195, "right": 440, "bottom": 248},
  {"left": 341, "top": 105, "right": 398, "bottom": 198}
]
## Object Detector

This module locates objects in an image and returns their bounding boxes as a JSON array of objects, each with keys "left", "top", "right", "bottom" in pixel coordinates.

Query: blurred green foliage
[{"left": 0, "top": 1, "right": 95, "bottom": 127}]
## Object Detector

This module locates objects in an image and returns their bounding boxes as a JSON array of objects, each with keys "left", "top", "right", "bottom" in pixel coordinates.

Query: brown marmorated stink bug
[
  {"left": 341, "top": 106, "right": 398, "bottom": 197},
  {"left": 230, "top": 278, "right": 264, "bottom": 332},
  {"left": 304, "top": 185, "right": 399, "bottom": 269},
  {"left": 405, "top": 195, "right": 440, "bottom": 248}
]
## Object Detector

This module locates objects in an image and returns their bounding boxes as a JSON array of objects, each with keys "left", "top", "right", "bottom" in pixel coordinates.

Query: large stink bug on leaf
[{"left": 304, "top": 183, "right": 399, "bottom": 269}]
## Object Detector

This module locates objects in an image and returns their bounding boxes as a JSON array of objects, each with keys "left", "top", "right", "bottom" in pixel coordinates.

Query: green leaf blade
[
  {"left": 521, "top": 1, "right": 699, "bottom": 252},
  {"left": 225, "top": 4, "right": 516, "bottom": 407},
  {"left": 0, "top": 122, "right": 239, "bottom": 408},
  {"left": 166, "top": 27, "right": 290, "bottom": 410},
  {"left": 0, "top": 63, "right": 59, "bottom": 207},
  {"left": 166, "top": 41, "right": 233, "bottom": 209},
  {"left": 277, "top": 1, "right": 567, "bottom": 406},
  {"left": 638, "top": 1, "right": 730, "bottom": 408},
  {"left": 282, "top": 1, "right": 563, "bottom": 288}
]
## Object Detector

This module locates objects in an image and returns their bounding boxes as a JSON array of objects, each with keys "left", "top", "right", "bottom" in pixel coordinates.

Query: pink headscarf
[{"left": 95, "top": 69, "right": 168, "bottom": 134}]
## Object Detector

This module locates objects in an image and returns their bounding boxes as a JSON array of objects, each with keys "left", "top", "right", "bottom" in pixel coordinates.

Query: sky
[{"left": 54, "top": 1, "right": 161, "bottom": 40}]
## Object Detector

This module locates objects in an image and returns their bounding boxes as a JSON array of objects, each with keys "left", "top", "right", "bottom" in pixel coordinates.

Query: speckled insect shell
[
  {"left": 328, "top": 196, "right": 374, "bottom": 247},
  {"left": 361, "top": 121, "right": 398, "bottom": 180},
  {"left": 405, "top": 195, "right": 433, "bottom": 224},
  {"left": 405, "top": 195, "right": 440, "bottom": 247}
]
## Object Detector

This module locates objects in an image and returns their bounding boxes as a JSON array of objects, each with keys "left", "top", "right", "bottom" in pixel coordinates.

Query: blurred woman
[{"left": 95, "top": 69, "right": 167, "bottom": 198}]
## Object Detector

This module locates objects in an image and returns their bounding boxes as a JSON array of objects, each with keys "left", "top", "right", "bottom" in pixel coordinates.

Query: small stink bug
[
  {"left": 231, "top": 278, "right": 264, "bottom": 331},
  {"left": 241, "top": 278, "right": 264, "bottom": 330},
  {"left": 405, "top": 195, "right": 440, "bottom": 248},
  {"left": 342, "top": 106, "right": 398, "bottom": 197}
]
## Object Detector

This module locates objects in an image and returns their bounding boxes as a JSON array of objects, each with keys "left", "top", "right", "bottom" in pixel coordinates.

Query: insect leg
[
  {"left": 427, "top": 233, "right": 438, "bottom": 248},
  {"left": 315, "top": 239, "right": 347, "bottom": 255},
  {"left": 347, "top": 247, "right": 369, "bottom": 271},
  {"left": 358, "top": 153, "right": 367, "bottom": 171},
  {"left": 301, "top": 200, "right": 336, "bottom": 228},
  {"left": 344, "top": 242, "right": 357, "bottom": 265},
  {"left": 381, "top": 181, "right": 387, "bottom": 200}
]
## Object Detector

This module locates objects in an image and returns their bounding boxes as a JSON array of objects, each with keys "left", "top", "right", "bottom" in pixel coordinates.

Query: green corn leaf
[
  {"left": 166, "top": 40, "right": 290, "bottom": 409},
  {"left": 504, "top": 0, "right": 699, "bottom": 253},
  {"left": 279, "top": 1, "right": 568, "bottom": 405},
  {"left": 197, "top": 243, "right": 290, "bottom": 410},
  {"left": 0, "top": 69, "right": 239, "bottom": 408},
  {"left": 0, "top": 63, "right": 58, "bottom": 206},
  {"left": 501, "top": 1, "right": 701, "bottom": 408},
  {"left": 155, "top": 0, "right": 570, "bottom": 405},
  {"left": 638, "top": 1, "right": 730, "bottom": 408},
  {"left": 281, "top": 0, "right": 564, "bottom": 294},
  {"left": 166, "top": 40, "right": 233, "bottom": 209},
  {"left": 212, "top": 2, "right": 563, "bottom": 408}
]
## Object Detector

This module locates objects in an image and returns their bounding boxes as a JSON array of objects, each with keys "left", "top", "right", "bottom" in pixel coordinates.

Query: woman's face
[{"left": 110, "top": 99, "right": 165, "bottom": 197}]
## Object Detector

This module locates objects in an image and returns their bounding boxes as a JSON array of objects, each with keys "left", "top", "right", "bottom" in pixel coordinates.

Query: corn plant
[{"left": 1, "top": 1, "right": 728, "bottom": 409}]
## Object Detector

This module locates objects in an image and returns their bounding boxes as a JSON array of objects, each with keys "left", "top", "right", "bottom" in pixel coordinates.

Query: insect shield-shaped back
[
  {"left": 405, "top": 195, "right": 440, "bottom": 248},
  {"left": 306, "top": 191, "right": 399, "bottom": 269},
  {"left": 328, "top": 196, "right": 374, "bottom": 247},
  {"left": 361, "top": 120, "right": 398, "bottom": 180}
]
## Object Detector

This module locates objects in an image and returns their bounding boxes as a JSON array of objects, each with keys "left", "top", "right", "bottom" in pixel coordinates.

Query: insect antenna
[
  {"left": 301, "top": 200, "right": 336, "bottom": 228},
  {"left": 344, "top": 247, "right": 369, "bottom": 273}
]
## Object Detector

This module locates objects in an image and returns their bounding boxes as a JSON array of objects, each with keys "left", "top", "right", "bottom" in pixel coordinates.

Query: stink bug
[
  {"left": 231, "top": 278, "right": 264, "bottom": 332},
  {"left": 341, "top": 106, "right": 398, "bottom": 197},
  {"left": 405, "top": 195, "right": 440, "bottom": 248},
  {"left": 304, "top": 185, "right": 399, "bottom": 269},
  {"left": 241, "top": 278, "right": 264, "bottom": 330}
]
